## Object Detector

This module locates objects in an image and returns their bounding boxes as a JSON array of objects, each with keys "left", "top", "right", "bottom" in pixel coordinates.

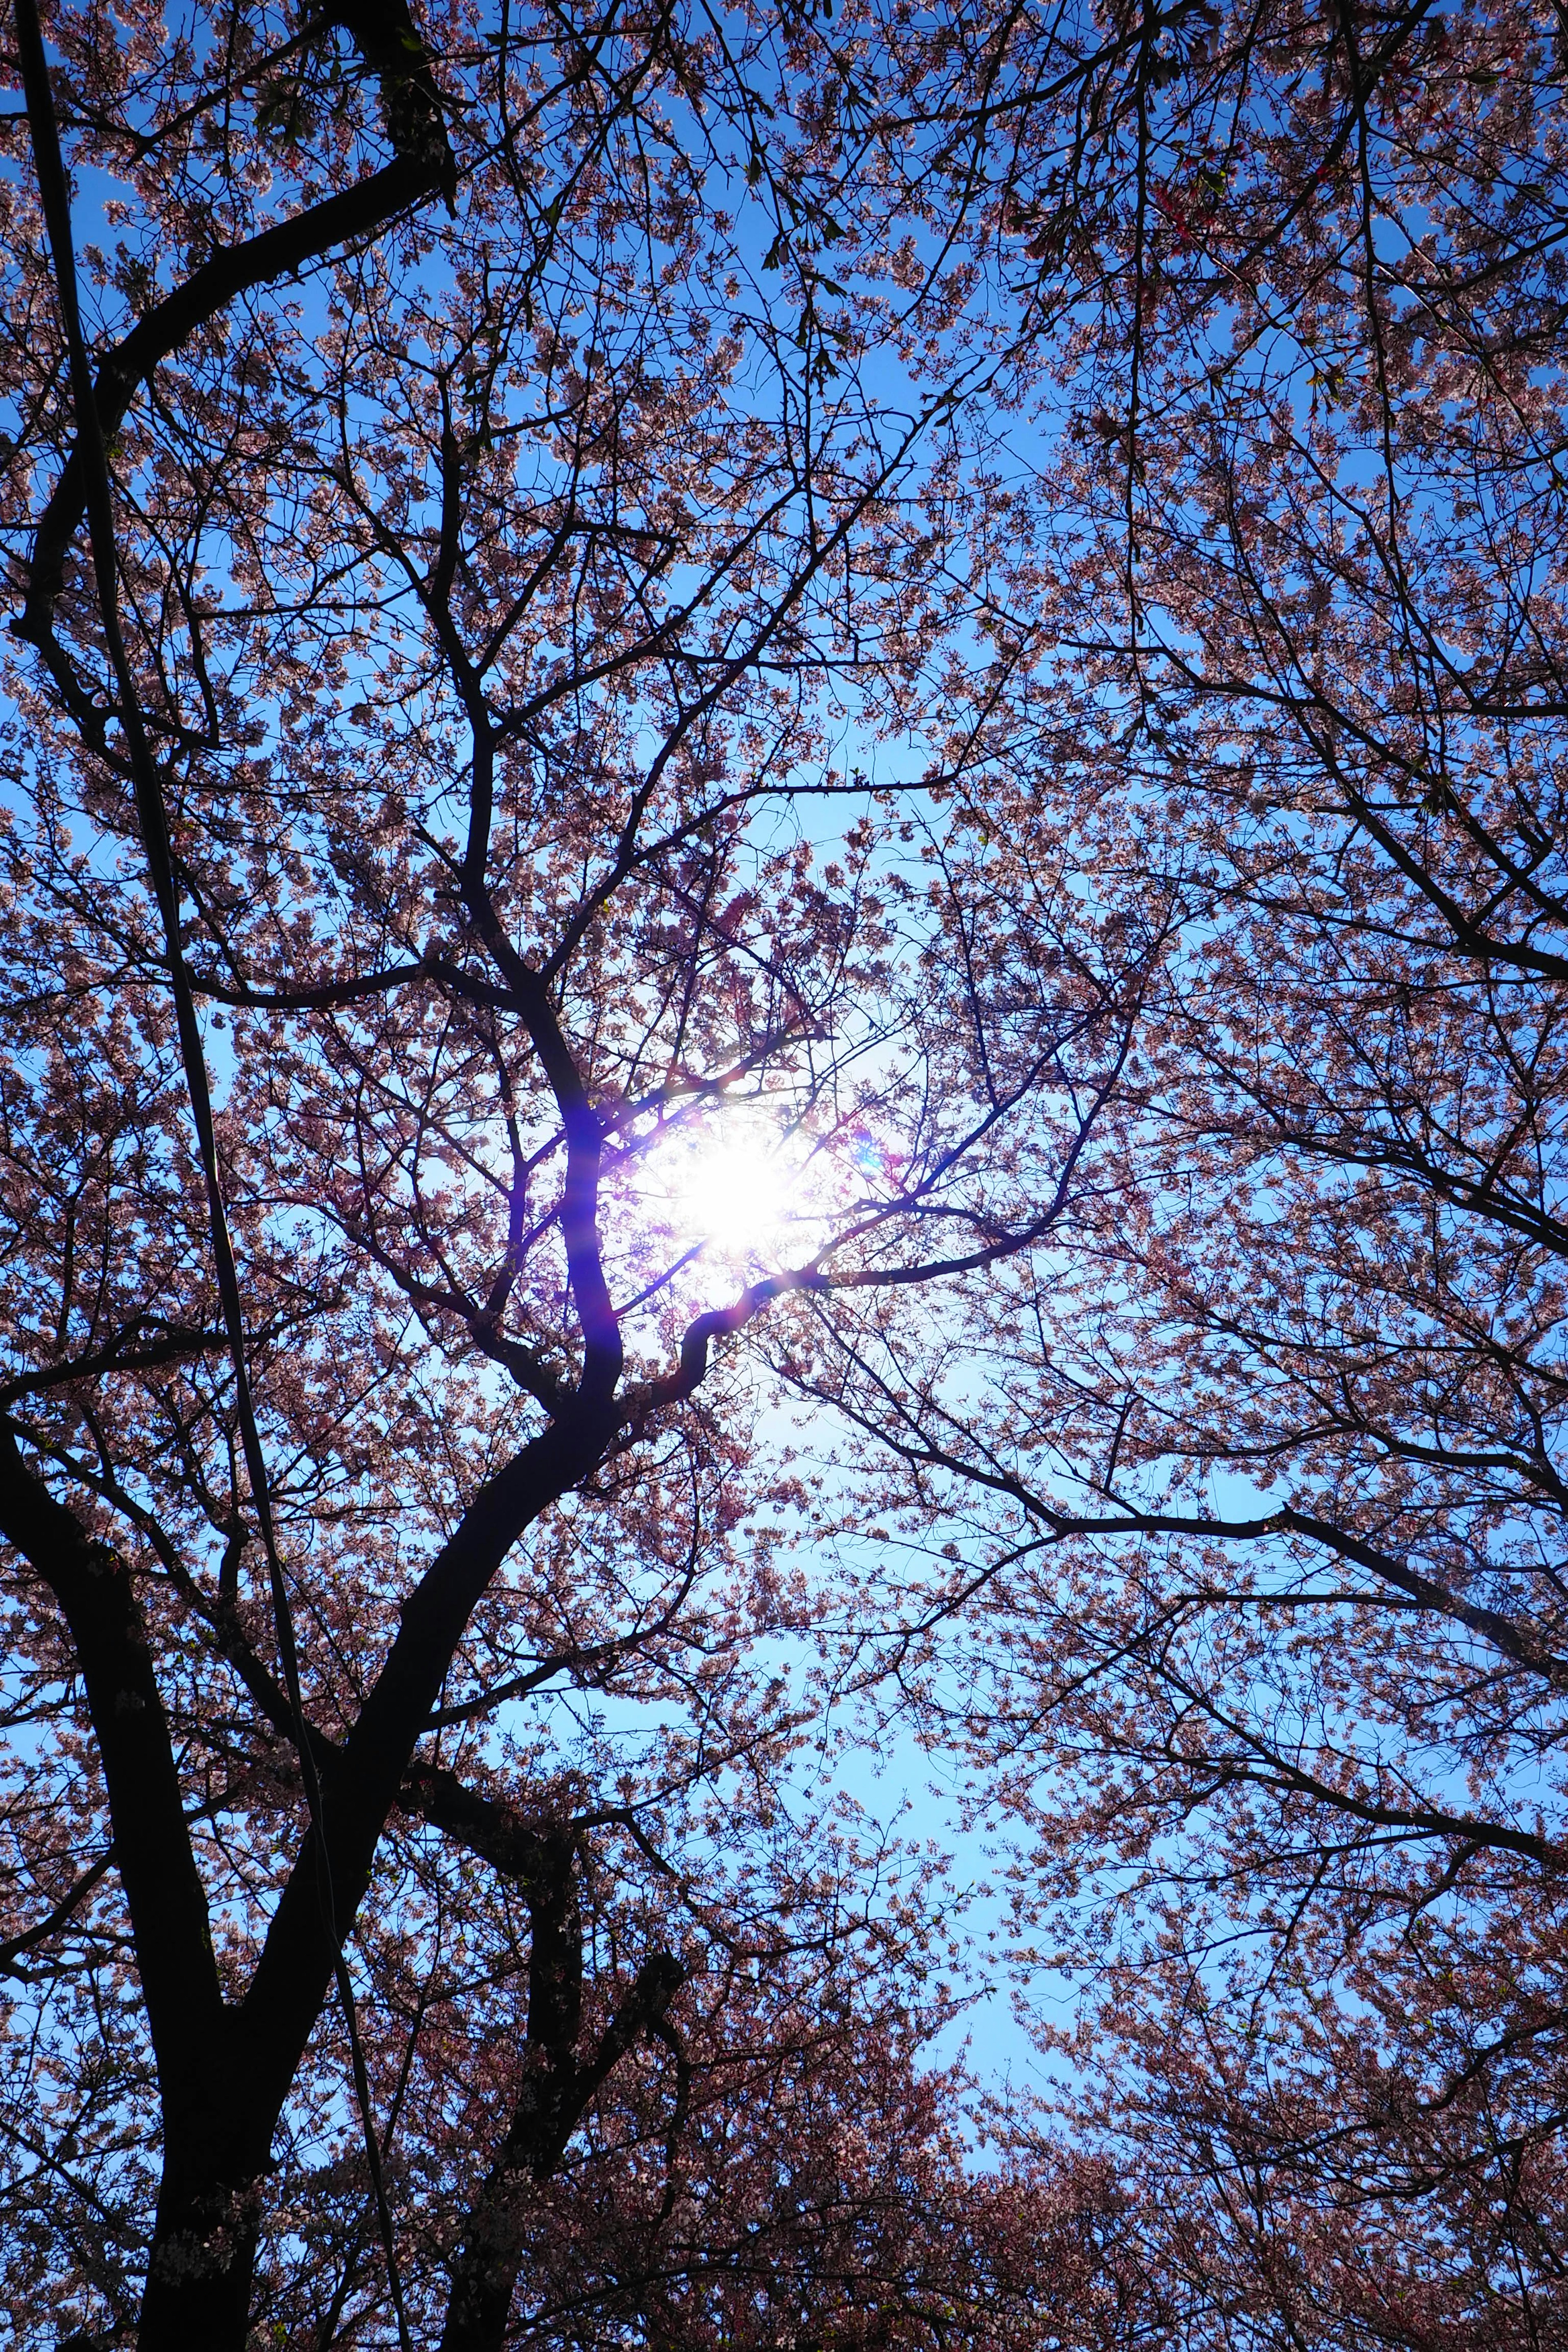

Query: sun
[{"left": 654, "top": 1117, "right": 799, "bottom": 1268}]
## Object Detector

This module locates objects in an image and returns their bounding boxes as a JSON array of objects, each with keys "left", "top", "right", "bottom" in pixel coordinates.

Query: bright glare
[{"left": 655, "top": 1121, "right": 799, "bottom": 1267}]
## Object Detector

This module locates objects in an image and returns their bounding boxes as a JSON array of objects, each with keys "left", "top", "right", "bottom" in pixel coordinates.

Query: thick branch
[
  {"left": 441, "top": 1823, "right": 682, "bottom": 2352},
  {"left": 0, "top": 1422, "right": 224, "bottom": 2116},
  {"left": 237, "top": 1406, "right": 615, "bottom": 2127}
]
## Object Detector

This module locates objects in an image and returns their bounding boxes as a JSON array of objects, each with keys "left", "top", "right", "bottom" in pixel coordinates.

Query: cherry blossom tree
[
  {"left": 795, "top": 0, "right": 1568, "bottom": 2341},
  {"left": 0, "top": 0, "right": 1165, "bottom": 2343},
  {"left": 13, "top": 0, "right": 1568, "bottom": 2343}
]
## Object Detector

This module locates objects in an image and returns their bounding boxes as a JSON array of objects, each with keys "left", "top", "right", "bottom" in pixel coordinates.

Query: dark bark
[
  {"left": 0, "top": 1423, "right": 223, "bottom": 2121},
  {"left": 236, "top": 1409, "right": 617, "bottom": 2134},
  {"left": 0, "top": 1423, "right": 270, "bottom": 2337},
  {"left": 135, "top": 2136, "right": 276, "bottom": 2350},
  {"left": 439, "top": 1820, "right": 684, "bottom": 2352},
  {"left": 132, "top": 1406, "right": 617, "bottom": 2349},
  {"left": 1, "top": 1396, "right": 618, "bottom": 2346}
]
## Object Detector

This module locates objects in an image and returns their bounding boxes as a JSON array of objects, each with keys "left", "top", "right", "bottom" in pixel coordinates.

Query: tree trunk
[
  {"left": 136, "top": 2144, "right": 269, "bottom": 2352},
  {"left": 439, "top": 2129, "right": 540, "bottom": 2352},
  {"left": 438, "top": 1891, "right": 684, "bottom": 2352}
]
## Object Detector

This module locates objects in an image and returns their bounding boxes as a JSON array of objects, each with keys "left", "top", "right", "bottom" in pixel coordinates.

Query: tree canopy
[{"left": 1, "top": 0, "right": 1565, "bottom": 2345}]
